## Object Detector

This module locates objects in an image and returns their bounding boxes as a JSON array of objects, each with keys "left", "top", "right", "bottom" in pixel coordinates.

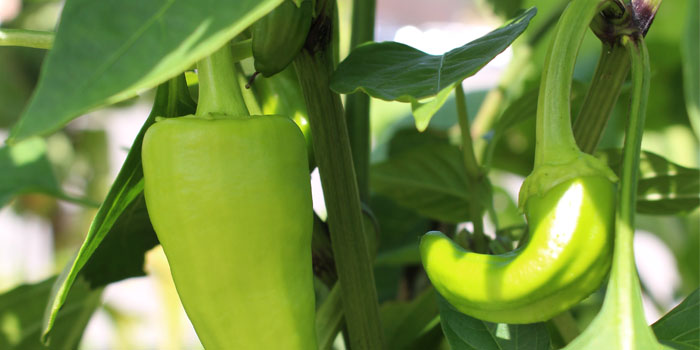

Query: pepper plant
[{"left": 0, "top": 0, "right": 697, "bottom": 349}]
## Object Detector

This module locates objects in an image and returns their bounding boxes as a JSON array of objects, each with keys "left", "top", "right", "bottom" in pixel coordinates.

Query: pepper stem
[
  {"left": 195, "top": 43, "right": 250, "bottom": 117},
  {"left": 534, "top": 0, "right": 601, "bottom": 167},
  {"left": 519, "top": 0, "right": 618, "bottom": 207}
]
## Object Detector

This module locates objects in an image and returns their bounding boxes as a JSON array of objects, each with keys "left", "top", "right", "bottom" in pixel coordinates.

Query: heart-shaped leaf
[{"left": 330, "top": 8, "right": 536, "bottom": 131}]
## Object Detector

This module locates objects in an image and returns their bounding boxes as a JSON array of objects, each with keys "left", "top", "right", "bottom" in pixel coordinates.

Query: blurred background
[{"left": 0, "top": 0, "right": 697, "bottom": 349}]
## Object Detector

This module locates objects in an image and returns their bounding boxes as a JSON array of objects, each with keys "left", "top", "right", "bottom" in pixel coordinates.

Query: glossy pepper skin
[
  {"left": 142, "top": 114, "right": 316, "bottom": 349},
  {"left": 421, "top": 176, "right": 614, "bottom": 324}
]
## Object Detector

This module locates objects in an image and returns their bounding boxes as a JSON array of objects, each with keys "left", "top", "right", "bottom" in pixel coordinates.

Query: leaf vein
[{"left": 79, "top": 0, "right": 176, "bottom": 93}]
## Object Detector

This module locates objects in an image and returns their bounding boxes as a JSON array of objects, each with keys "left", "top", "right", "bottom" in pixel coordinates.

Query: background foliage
[{"left": 0, "top": 0, "right": 697, "bottom": 348}]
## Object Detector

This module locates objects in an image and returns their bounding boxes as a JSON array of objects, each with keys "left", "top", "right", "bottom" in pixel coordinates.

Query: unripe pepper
[
  {"left": 252, "top": 0, "right": 313, "bottom": 77},
  {"left": 421, "top": 176, "right": 614, "bottom": 323},
  {"left": 420, "top": 0, "right": 617, "bottom": 324},
  {"left": 142, "top": 45, "right": 317, "bottom": 348}
]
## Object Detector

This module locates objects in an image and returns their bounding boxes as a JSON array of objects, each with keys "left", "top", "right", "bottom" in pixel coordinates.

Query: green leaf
[
  {"left": 0, "top": 138, "right": 60, "bottom": 207},
  {"left": 370, "top": 190, "right": 432, "bottom": 268},
  {"left": 374, "top": 244, "right": 421, "bottom": 267},
  {"left": 652, "top": 289, "right": 700, "bottom": 350},
  {"left": 385, "top": 128, "right": 452, "bottom": 159},
  {"left": 0, "top": 49, "right": 37, "bottom": 128},
  {"left": 491, "top": 80, "right": 586, "bottom": 137},
  {"left": 330, "top": 8, "right": 536, "bottom": 131},
  {"left": 0, "top": 276, "right": 101, "bottom": 350},
  {"left": 681, "top": 0, "right": 700, "bottom": 139},
  {"left": 8, "top": 0, "right": 283, "bottom": 143},
  {"left": 331, "top": 8, "right": 535, "bottom": 101},
  {"left": 483, "top": 0, "right": 526, "bottom": 19},
  {"left": 371, "top": 141, "right": 473, "bottom": 223},
  {"left": 437, "top": 294, "right": 551, "bottom": 350},
  {"left": 598, "top": 150, "right": 700, "bottom": 215},
  {"left": 42, "top": 76, "right": 195, "bottom": 342},
  {"left": 492, "top": 86, "right": 539, "bottom": 136},
  {"left": 381, "top": 288, "right": 441, "bottom": 349},
  {"left": 79, "top": 194, "right": 160, "bottom": 287},
  {"left": 411, "top": 85, "right": 456, "bottom": 131}
]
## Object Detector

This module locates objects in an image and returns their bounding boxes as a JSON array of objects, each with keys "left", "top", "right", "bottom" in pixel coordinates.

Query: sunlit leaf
[
  {"left": 9, "top": 0, "right": 283, "bottom": 143},
  {"left": 330, "top": 8, "right": 536, "bottom": 131}
]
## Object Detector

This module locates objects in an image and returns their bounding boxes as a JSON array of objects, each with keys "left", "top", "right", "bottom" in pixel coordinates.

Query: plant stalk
[
  {"left": 549, "top": 311, "right": 580, "bottom": 346},
  {"left": 0, "top": 28, "right": 54, "bottom": 49},
  {"left": 455, "top": 83, "right": 487, "bottom": 252},
  {"left": 345, "top": 0, "right": 376, "bottom": 201},
  {"left": 316, "top": 284, "right": 345, "bottom": 350},
  {"left": 573, "top": 42, "right": 630, "bottom": 153},
  {"left": 608, "top": 34, "right": 650, "bottom": 326},
  {"left": 293, "top": 2, "right": 384, "bottom": 347},
  {"left": 455, "top": 84, "right": 481, "bottom": 177}
]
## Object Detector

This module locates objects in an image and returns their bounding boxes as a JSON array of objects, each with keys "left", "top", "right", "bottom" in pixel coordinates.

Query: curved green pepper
[
  {"left": 142, "top": 45, "right": 316, "bottom": 348},
  {"left": 420, "top": 0, "right": 617, "bottom": 324},
  {"left": 421, "top": 176, "right": 614, "bottom": 323}
]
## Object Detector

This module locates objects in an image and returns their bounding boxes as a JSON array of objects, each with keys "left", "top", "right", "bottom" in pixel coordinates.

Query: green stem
[
  {"left": 455, "top": 83, "right": 487, "bottom": 252},
  {"left": 0, "top": 28, "right": 54, "bottom": 49},
  {"left": 235, "top": 64, "right": 262, "bottom": 115},
  {"left": 293, "top": 3, "right": 384, "bottom": 347},
  {"left": 230, "top": 39, "right": 253, "bottom": 63},
  {"left": 345, "top": 0, "right": 376, "bottom": 201},
  {"left": 573, "top": 42, "right": 630, "bottom": 153},
  {"left": 616, "top": 36, "right": 649, "bottom": 257},
  {"left": 52, "top": 192, "right": 101, "bottom": 208},
  {"left": 584, "top": 34, "right": 659, "bottom": 348},
  {"left": 534, "top": 0, "right": 601, "bottom": 167},
  {"left": 549, "top": 311, "right": 580, "bottom": 346},
  {"left": 471, "top": 50, "right": 528, "bottom": 142},
  {"left": 565, "top": 33, "right": 659, "bottom": 350},
  {"left": 315, "top": 284, "right": 344, "bottom": 350},
  {"left": 609, "top": 34, "right": 650, "bottom": 318},
  {"left": 455, "top": 84, "right": 481, "bottom": 177},
  {"left": 195, "top": 44, "right": 249, "bottom": 117}
]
